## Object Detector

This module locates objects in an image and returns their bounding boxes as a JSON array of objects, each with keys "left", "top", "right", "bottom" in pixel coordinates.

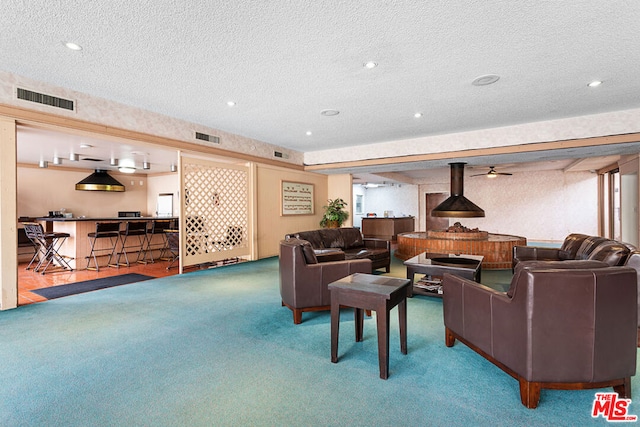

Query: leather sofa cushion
[
  {"left": 314, "top": 248, "right": 345, "bottom": 262},
  {"left": 344, "top": 247, "right": 388, "bottom": 261},
  {"left": 587, "top": 242, "right": 630, "bottom": 266},
  {"left": 575, "top": 236, "right": 609, "bottom": 259},
  {"left": 340, "top": 227, "right": 364, "bottom": 249},
  {"left": 560, "top": 233, "right": 590, "bottom": 258},
  {"left": 558, "top": 250, "right": 572, "bottom": 260},
  {"left": 294, "top": 231, "right": 325, "bottom": 249},
  {"left": 318, "top": 228, "right": 344, "bottom": 248}
]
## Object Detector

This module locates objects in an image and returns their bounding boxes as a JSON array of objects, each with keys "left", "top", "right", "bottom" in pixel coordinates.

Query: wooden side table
[{"left": 328, "top": 273, "right": 411, "bottom": 379}]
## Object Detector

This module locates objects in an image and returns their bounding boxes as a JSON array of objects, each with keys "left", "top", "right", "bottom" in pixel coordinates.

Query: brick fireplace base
[{"left": 396, "top": 232, "right": 527, "bottom": 270}]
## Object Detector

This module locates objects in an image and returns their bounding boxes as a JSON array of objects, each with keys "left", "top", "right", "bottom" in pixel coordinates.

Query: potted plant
[{"left": 320, "top": 198, "right": 349, "bottom": 228}]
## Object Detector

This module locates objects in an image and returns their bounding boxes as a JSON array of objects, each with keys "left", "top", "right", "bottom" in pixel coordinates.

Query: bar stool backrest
[
  {"left": 124, "top": 221, "right": 148, "bottom": 235},
  {"left": 151, "top": 220, "right": 172, "bottom": 234},
  {"left": 95, "top": 222, "right": 121, "bottom": 236},
  {"left": 23, "top": 222, "right": 45, "bottom": 241}
]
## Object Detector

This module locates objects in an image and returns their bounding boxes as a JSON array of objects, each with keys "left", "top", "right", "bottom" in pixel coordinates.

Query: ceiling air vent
[
  {"left": 274, "top": 151, "right": 290, "bottom": 159},
  {"left": 195, "top": 132, "right": 220, "bottom": 144},
  {"left": 16, "top": 88, "right": 75, "bottom": 111}
]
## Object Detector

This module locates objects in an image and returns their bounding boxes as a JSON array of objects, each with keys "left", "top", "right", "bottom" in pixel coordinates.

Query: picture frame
[{"left": 281, "top": 181, "right": 314, "bottom": 216}]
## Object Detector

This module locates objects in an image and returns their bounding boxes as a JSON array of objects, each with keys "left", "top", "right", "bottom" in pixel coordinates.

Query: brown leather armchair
[
  {"left": 442, "top": 265, "right": 637, "bottom": 408},
  {"left": 279, "top": 238, "right": 372, "bottom": 324}
]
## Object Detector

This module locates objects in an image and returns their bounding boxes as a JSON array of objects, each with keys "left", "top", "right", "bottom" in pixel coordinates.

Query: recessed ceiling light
[
  {"left": 472, "top": 74, "right": 500, "bottom": 86},
  {"left": 320, "top": 109, "right": 340, "bottom": 116},
  {"left": 588, "top": 80, "right": 603, "bottom": 87},
  {"left": 64, "top": 42, "right": 82, "bottom": 51},
  {"left": 227, "top": 101, "right": 236, "bottom": 107},
  {"left": 306, "top": 131, "right": 312, "bottom": 136},
  {"left": 364, "top": 61, "right": 378, "bottom": 69},
  {"left": 79, "top": 143, "right": 93, "bottom": 149},
  {"left": 414, "top": 112, "right": 423, "bottom": 118}
]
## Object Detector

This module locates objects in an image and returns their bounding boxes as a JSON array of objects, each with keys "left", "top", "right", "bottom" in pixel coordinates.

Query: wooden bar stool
[{"left": 87, "top": 222, "right": 121, "bottom": 271}]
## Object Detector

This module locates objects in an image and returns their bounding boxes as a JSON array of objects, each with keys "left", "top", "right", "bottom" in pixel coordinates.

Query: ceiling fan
[{"left": 471, "top": 166, "right": 513, "bottom": 178}]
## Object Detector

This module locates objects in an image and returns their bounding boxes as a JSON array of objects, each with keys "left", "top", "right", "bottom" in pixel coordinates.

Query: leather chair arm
[
  {"left": 442, "top": 273, "right": 509, "bottom": 356},
  {"left": 513, "top": 245, "right": 563, "bottom": 262},
  {"left": 314, "top": 259, "right": 372, "bottom": 285},
  {"left": 363, "top": 238, "right": 390, "bottom": 250}
]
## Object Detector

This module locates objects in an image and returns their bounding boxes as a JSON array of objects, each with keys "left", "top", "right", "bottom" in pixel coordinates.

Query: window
[{"left": 355, "top": 194, "right": 364, "bottom": 215}]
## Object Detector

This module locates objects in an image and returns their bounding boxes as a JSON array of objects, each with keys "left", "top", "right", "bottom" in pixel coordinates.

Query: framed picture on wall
[{"left": 281, "top": 181, "right": 314, "bottom": 215}]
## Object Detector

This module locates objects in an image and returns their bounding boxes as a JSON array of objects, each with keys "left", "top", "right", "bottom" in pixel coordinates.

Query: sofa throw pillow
[{"left": 301, "top": 242, "right": 318, "bottom": 264}]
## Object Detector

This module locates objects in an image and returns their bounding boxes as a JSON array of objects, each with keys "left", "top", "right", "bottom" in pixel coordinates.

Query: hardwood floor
[{"left": 18, "top": 259, "right": 179, "bottom": 306}]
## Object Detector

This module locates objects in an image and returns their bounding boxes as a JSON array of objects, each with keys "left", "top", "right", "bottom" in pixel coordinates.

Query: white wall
[
  {"left": 418, "top": 170, "right": 598, "bottom": 243},
  {"left": 146, "top": 173, "right": 180, "bottom": 217},
  {"left": 352, "top": 184, "right": 419, "bottom": 229}
]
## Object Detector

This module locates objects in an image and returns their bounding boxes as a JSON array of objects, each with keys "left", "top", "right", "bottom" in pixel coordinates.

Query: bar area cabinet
[{"left": 361, "top": 217, "right": 414, "bottom": 241}]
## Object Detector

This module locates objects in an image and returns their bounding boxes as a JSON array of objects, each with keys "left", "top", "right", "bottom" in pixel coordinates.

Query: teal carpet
[{"left": 0, "top": 255, "right": 636, "bottom": 426}]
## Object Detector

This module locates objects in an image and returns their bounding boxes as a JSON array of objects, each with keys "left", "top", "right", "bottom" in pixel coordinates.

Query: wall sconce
[
  {"left": 53, "top": 156, "right": 63, "bottom": 165},
  {"left": 110, "top": 157, "right": 119, "bottom": 166},
  {"left": 69, "top": 153, "right": 79, "bottom": 161},
  {"left": 38, "top": 160, "right": 48, "bottom": 168},
  {"left": 170, "top": 163, "right": 177, "bottom": 172},
  {"left": 143, "top": 161, "right": 151, "bottom": 170}
]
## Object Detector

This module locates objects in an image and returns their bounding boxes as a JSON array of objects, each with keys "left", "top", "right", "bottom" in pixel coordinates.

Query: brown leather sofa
[
  {"left": 512, "top": 233, "right": 633, "bottom": 270},
  {"left": 286, "top": 227, "right": 390, "bottom": 272},
  {"left": 514, "top": 234, "right": 640, "bottom": 345},
  {"left": 442, "top": 264, "right": 637, "bottom": 409},
  {"left": 279, "top": 238, "right": 372, "bottom": 324}
]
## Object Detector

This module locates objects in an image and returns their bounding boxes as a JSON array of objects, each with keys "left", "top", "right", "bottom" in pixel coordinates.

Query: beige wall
[
  {"left": 327, "top": 174, "right": 353, "bottom": 227},
  {"left": 17, "top": 166, "right": 151, "bottom": 218},
  {"left": 256, "top": 164, "right": 328, "bottom": 258}
]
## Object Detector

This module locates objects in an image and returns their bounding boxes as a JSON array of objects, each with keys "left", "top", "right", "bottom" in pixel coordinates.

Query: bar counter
[
  {"left": 37, "top": 217, "right": 178, "bottom": 270},
  {"left": 361, "top": 216, "right": 414, "bottom": 241}
]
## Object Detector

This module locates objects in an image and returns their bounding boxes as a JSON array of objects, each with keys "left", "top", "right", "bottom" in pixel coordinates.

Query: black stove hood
[
  {"left": 431, "top": 163, "right": 484, "bottom": 218},
  {"left": 75, "top": 169, "right": 125, "bottom": 192}
]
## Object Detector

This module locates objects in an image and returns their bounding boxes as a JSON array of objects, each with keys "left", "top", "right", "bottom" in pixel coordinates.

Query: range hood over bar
[
  {"left": 75, "top": 169, "right": 125, "bottom": 192},
  {"left": 431, "top": 162, "right": 485, "bottom": 218}
]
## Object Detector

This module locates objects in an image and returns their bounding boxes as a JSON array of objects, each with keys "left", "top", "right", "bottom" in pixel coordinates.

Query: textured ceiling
[{"left": 3, "top": 1, "right": 640, "bottom": 177}]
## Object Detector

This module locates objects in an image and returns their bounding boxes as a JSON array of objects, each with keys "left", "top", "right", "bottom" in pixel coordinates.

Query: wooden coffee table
[
  {"left": 328, "top": 273, "right": 411, "bottom": 379},
  {"left": 404, "top": 252, "right": 483, "bottom": 297}
]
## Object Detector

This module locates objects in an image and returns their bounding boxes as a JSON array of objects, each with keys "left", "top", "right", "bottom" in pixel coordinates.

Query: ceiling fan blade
[{"left": 470, "top": 166, "right": 512, "bottom": 177}]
